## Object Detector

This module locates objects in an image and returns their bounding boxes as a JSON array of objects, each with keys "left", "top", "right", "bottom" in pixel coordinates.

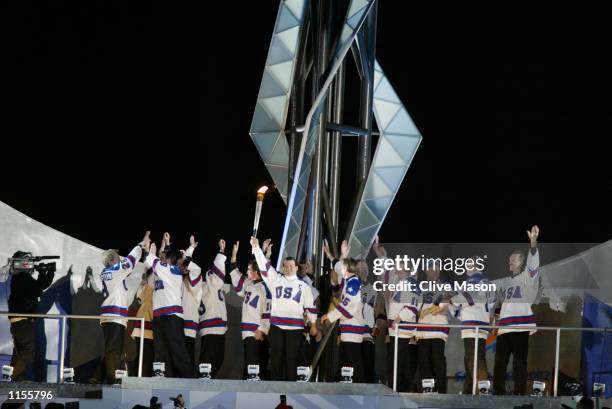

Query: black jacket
[{"left": 8, "top": 270, "right": 55, "bottom": 314}]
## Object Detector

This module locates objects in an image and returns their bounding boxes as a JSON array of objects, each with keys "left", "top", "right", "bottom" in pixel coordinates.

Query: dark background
[{"left": 1, "top": 2, "right": 609, "bottom": 262}]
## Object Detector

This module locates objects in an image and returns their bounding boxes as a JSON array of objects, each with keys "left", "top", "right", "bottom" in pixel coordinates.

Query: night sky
[{"left": 1, "top": 2, "right": 610, "bottom": 261}]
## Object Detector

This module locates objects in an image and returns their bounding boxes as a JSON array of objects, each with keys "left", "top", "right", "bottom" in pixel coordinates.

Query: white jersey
[
  {"left": 100, "top": 245, "right": 142, "bottom": 326},
  {"left": 361, "top": 283, "right": 376, "bottom": 343},
  {"left": 196, "top": 253, "right": 228, "bottom": 336},
  {"left": 146, "top": 252, "right": 184, "bottom": 319},
  {"left": 494, "top": 248, "right": 540, "bottom": 335},
  {"left": 230, "top": 268, "right": 271, "bottom": 339},
  {"left": 417, "top": 280, "right": 451, "bottom": 341},
  {"left": 328, "top": 274, "right": 365, "bottom": 343},
  {"left": 380, "top": 267, "right": 419, "bottom": 339},
  {"left": 182, "top": 247, "right": 202, "bottom": 338},
  {"left": 253, "top": 247, "right": 317, "bottom": 330},
  {"left": 449, "top": 272, "right": 495, "bottom": 339}
]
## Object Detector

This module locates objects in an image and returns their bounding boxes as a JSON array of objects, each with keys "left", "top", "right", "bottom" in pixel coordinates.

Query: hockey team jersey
[
  {"left": 328, "top": 273, "right": 365, "bottom": 343},
  {"left": 182, "top": 246, "right": 202, "bottom": 338},
  {"left": 100, "top": 245, "right": 142, "bottom": 326},
  {"left": 384, "top": 269, "right": 420, "bottom": 339},
  {"left": 253, "top": 246, "right": 317, "bottom": 331},
  {"left": 449, "top": 272, "right": 495, "bottom": 339},
  {"left": 417, "top": 280, "right": 451, "bottom": 341},
  {"left": 145, "top": 252, "right": 184, "bottom": 319},
  {"left": 196, "top": 253, "right": 228, "bottom": 336},
  {"left": 494, "top": 248, "right": 540, "bottom": 335},
  {"left": 230, "top": 268, "right": 271, "bottom": 339}
]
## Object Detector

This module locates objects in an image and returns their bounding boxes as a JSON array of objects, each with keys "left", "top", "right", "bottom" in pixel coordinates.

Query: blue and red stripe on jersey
[
  {"left": 270, "top": 316, "right": 304, "bottom": 328},
  {"left": 184, "top": 320, "right": 198, "bottom": 330},
  {"left": 100, "top": 305, "right": 128, "bottom": 316},
  {"left": 240, "top": 323, "right": 259, "bottom": 332},
  {"left": 199, "top": 318, "right": 227, "bottom": 328},
  {"left": 498, "top": 315, "right": 535, "bottom": 326},
  {"left": 335, "top": 304, "right": 353, "bottom": 319},
  {"left": 153, "top": 305, "right": 183, "bottom": 317},
  {"left": 339, "top": 324, "right": 368, "bottom": 334}
]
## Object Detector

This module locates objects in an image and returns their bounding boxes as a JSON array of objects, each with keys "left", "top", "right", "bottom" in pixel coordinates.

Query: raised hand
[
  {"left": 219, "top": 239, "right": 226, "bottom": 254},
  {"left": 527, "top": 225, "right": 540, "bottom": 247},
  {"left": 250, "top": 236, "right": 259, "bottom": 249},
  {"left": 372, "top": 235, "right": 387, "bottom": 258},
  {"left": 149, "top": 242, "right": 157, "bottom": 256},
  {"left": 265, "top": 242, "right": 273, "bottom": 260},
  {"left": 189, "top": 235, "right": 198, "bottom": 249},
  {"left": 262, "top": 238, "right": 272, "bottom": 253},
  {"left": 231, "top": 241, "right": 239, "bottom": 262},
  {"left": 163, "top": 232, "right": 171, "bottom": 247},
  {"left": 340, "top": 240, "right": 349, "bottom": 259}
]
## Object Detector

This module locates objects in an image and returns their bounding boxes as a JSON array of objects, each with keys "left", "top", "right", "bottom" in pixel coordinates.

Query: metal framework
[{"left": 249, "top": 0, "right": 423, "bottom": 378}]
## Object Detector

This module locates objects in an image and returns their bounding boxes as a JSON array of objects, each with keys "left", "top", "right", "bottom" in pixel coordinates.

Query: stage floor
[{"left": 1, "top": 378, "right": 610, "bottom": 409}]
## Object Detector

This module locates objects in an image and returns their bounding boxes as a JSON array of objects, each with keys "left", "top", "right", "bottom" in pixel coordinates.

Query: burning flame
[{"left": 257, "top": 186, "right": 269, "bottom": 194}]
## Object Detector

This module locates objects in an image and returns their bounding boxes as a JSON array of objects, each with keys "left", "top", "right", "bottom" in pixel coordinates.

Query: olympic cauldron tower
[{"left": 249, "top": 0, "right": 422, "bottom": 378}]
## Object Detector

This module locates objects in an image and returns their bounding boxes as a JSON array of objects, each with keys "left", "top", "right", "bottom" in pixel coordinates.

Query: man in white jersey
[
  {"left": 229, "top": 241, "right": 271, "bottom": 379},
  {"left": 449, "top": 256, "right": 495, "bottom": 394},
  {"left": 493, "top": 225, "right": 540, "bottom": 395},
  {"left": 372, "top": 238, "right": 419, "bottom": 392},
  {"left": 174, "top": 234, "right": 202, "bottom": 370},
  {"left": 145, "top": 239, "right": 194, "bottom": 378},
  {"left": 196, "top": 239, "right": 228, "bottom": 379},
  {"left": 251, "top": 236, "right": 318, "bottom": 381},
  {"left": 417, "top": 263, "right": 451, "bottom": 393},
  {"left": 322, "top": 241, "right": 365, "bottom": 383},
  {"left": 99, "top": 231, "right": 147, "bottom": 384}
]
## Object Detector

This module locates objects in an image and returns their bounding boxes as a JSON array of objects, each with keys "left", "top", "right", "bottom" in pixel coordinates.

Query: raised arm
[
  {"left": 122, "top": 245, "right": 143, "bottom": 271},
  {"left": 525, "top": 225, "right": 540, "bottom": 279},
  {"left": 251, "top": 236, "right": 278, "bottom": 284},
  {"left": 323, "top": 278, "right": 360, "bottom": 324}
]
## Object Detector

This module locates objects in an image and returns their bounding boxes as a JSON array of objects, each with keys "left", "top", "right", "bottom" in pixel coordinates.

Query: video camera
[{"left": 9, "top": 252, "right": 59, "bottom": 275}]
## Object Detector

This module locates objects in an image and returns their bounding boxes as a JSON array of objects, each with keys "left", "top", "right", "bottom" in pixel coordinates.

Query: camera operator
[{"left": 8, "top": 251, "right": 56, "bottom": 381}]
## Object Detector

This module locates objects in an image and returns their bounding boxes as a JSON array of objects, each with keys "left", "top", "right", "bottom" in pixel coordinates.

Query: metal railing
[
  {"left": 0, "top": 312, "right": 146, "bottom": 382},
  {"left": 391, "top": 322, "right": 610, "bottom": 397},
  {"left": 1, "top": 312, "right": 609, "bottom": 396}
]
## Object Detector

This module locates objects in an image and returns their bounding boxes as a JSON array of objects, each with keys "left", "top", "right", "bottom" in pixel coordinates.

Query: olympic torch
[{"left": 253, "top": 186, "right": 269, "bottom": 238}]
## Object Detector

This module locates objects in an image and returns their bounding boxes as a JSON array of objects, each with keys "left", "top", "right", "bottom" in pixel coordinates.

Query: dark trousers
[
  {"left": 463, "top": 338, "right": 488, "bottom": 394},
  {"left": 268, "top": 325, "right": 305, "bottom": 381},
  {"left": 417, "top": 338, "right": 447, "bottom": 393},
  {"left": 296, "top": 335, "right": 308, "bottom": 367},
  {"left": 362, "top": 340, "right": 376, "bottom": 383},
  {"left": 200, "top": 334, "right": 225, "bottom": 379},
  {"left": 243, "top": 336, "right": 269, "bottom": 379},
  {"left": 129, "top": 338, "right": 154, "bottom": 377},
  {"left": 493, "top": 332, "right": 529, "bottom": 395},
  {"left": 10, "top": 319, "right": 35, "bottom": 381},
  {"left": 185, "top": 336, "right": 195, "bottom": 369},
  {"left": 339, "top": 341, "right": 365, "bottom": 383},
  {"left": 152, "top": 315, "right": 194, "bottom": 378},
  {"left": 101, "top": 322, "right": 125, "bottom": 384},
  {"left": 387, "top": 337, "right": 418, "bottom": 392}
]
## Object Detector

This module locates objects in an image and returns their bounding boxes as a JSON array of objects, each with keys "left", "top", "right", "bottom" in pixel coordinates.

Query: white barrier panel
[{"left": 0, "top": 200, "right": 144, "bottom": 382}]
